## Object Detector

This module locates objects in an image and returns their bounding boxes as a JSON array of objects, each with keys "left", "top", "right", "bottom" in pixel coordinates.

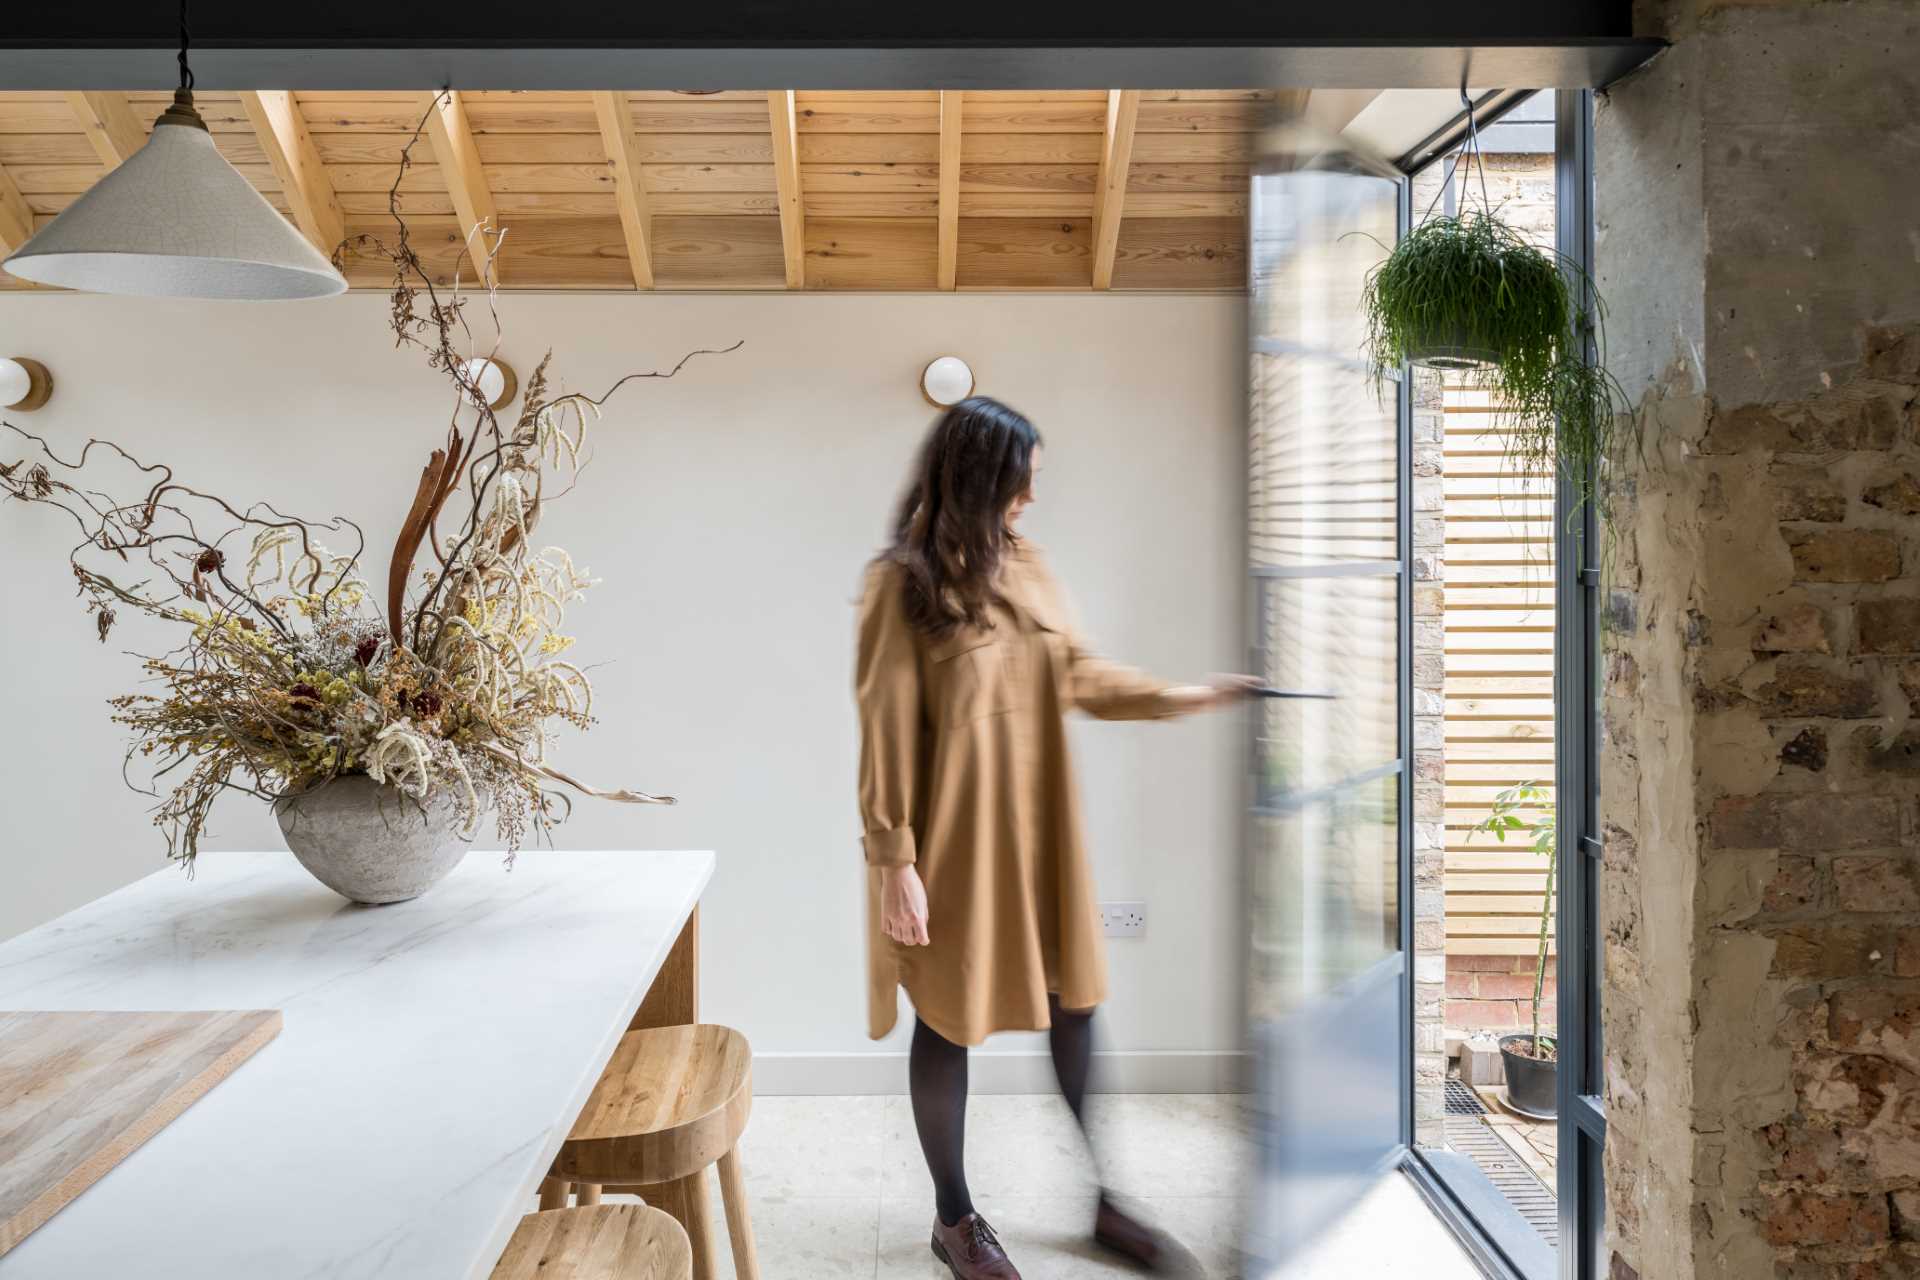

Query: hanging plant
[{"left": 1358, "top": 105, "right": 1629, "bottom": 518}]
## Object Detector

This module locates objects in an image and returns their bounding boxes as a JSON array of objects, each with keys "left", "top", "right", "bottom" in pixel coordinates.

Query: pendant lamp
[{"left": 1, "top": 5, "right": 347, "bottom": 300}]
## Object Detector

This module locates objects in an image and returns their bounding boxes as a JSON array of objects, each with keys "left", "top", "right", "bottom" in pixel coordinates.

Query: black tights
[{"left": 909, "top": 994, "right": 1098, "bottom": 1227}]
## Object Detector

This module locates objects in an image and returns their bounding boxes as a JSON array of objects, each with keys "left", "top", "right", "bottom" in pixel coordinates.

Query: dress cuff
[{"left": 863, "top": 827, "right": 918, "bottom": 867}]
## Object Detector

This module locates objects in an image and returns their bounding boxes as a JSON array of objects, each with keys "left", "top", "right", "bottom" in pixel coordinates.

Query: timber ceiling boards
[{"left": 0, "top": 89, "right": 1279, "bottom": 293}]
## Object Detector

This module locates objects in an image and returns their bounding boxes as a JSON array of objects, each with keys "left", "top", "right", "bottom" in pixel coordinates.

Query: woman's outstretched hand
[
  {"left": 881, "top": 864, "right": 931, "bottom": 946},
  {"left": 1165, "top": 674, "right": 1264, "bottom": 713}
]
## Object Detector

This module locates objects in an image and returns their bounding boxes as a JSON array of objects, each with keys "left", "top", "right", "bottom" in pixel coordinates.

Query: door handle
[{"left": 1253, "top": 686, "right": 1338, "bottom": 700}]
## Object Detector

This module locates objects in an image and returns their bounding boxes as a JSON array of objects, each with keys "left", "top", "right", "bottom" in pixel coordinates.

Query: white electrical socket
[{"left": 1099, "top": 901, "right": 1147, "bottom": 938}]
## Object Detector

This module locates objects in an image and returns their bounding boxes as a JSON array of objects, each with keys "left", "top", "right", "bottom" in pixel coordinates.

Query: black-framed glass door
[
  {"left": 1391, "top": 88, "right": 1607, "bottom": 1280},
  {"left": 1244, "top": 123, "right": 1410, "bottom": 1271},
  {"left": 1552, "top": 87, "right": 1606, "bottom": 1280}
]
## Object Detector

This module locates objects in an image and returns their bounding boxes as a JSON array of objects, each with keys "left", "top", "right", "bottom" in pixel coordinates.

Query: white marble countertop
[{"left": 0, "top": 848, "right": 713, "bottom": 1280}]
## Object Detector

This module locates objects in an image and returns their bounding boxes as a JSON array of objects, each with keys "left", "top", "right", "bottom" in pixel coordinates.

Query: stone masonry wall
[
  {"left": 1598, "top": 4, "right": 1920, "bottom": 1275},
  {"left": 1605, "top": 324, "right": 1920, "bottom": 1279},
  {"left": 1705, "top": 329, "right": 1920, "bottom": 1280}
]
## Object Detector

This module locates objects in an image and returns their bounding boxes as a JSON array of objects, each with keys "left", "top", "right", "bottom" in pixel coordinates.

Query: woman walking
[{"left": 855, "top": 396, "right": 1252, "bottom": 1278}]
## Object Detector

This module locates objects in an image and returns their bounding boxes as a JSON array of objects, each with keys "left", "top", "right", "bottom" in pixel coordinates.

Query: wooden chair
[
  {"left": 491, "top": 1204, "right": 690, "bottom": 1280},
  {"left": 542, "top": 1024, "right": 758, "bottom": 1280}
]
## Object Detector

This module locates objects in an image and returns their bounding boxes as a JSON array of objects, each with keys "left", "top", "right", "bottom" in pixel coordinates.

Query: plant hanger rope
[{"left": 1420, "top": 86, "right": 1493, "bottom": 225}]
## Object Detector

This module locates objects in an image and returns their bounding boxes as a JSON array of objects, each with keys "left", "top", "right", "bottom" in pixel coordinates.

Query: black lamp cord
[{"left": 177, "top": 0, "right": 195, "bottom": 95}]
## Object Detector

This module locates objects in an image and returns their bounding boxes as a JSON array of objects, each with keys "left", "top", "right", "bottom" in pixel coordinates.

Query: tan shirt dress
[{"left": 855, "top": 542, "right": 1186, "bottom": 1047}]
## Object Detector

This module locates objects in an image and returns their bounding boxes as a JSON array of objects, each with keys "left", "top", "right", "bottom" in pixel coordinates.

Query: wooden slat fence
[{"left": 1441, "top": 379, "right": 1557, "bottom": 957}]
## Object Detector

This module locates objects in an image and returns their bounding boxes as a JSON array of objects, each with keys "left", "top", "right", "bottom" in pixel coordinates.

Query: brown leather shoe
[
  {"left": 1093, "top": 1195, "right": 1175, "bottom": 1272},
  {"left": 930, "top": 1212, "right": 1021, "bottom": 1279}
]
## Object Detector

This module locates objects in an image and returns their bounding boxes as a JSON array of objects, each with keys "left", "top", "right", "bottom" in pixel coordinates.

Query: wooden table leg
[
  {"left": 537, "top": 1177, "right": 570, "bottom": 1211},
  {"left": 630, "top": 906, "right": 699, "bottom": 1031},
  {"left": 717, "top": 1146, "right": 760, "bottom": 1280},
  {"left": 633, "top": 1177, "right": 683, "bottom": 1219},
  {"left": 678, "top": 1168, "right": 720, "bottom": 1280},
  {"left": 574, "top": 1182, "right": 602, "bottom": 1205}
]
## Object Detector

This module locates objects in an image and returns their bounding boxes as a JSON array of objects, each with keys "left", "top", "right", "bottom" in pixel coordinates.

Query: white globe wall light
[
  {"left": 921, "top": 356, "right": 976, "bottom": 407},
  {"left": 0, "top": 357, "right": 52, "bottom": 411}
]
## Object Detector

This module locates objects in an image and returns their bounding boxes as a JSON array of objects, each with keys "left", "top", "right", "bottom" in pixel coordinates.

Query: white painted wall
[{"left": 0, "top": 291, "right": 1246, "bottom": 1089}]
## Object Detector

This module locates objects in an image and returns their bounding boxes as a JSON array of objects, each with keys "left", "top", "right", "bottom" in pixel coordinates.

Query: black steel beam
[{"left": 1, "top": 2, "right": 1663, "bottom": 90}]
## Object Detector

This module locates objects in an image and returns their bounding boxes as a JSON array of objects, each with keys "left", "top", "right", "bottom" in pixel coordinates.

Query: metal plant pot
[
  {"left": 1498, "top": 1034, "right": 1558, "bottom": 1119},
  {"left": 274, "top": 775, "right": 471, "bottom": 905}
]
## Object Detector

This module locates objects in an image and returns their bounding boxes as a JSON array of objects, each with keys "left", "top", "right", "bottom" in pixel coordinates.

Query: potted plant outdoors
[
  {"left": 1468, "top": 781, "right": 1558, "bottom": 1119},
  {"left": 1358, "top": 120, "right": 1630, "bottom": 522}
]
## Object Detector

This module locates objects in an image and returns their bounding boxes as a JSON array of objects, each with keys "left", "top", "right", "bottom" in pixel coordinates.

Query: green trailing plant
[
  {"left": 1468, "top": 780, "right": 1557, "bottom": 1062},
  {"left": 1358, "top": 116, "right": 1631, "bottom": 524}
]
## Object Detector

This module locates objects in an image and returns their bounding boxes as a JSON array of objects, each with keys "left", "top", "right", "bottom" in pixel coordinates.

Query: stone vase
[{"left": 273, "top": 775, "right": 471, "bottom": 905}]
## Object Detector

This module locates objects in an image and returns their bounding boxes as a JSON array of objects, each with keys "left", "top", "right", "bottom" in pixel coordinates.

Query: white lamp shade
[
  {"left": 0, "top": 359, "right": 30, "bottom": 407},
  {"left": 2, "top": 116, "right": 347, "bottom": 300},
  {"left": 921, "top": 356, "right": 975, "bottom": 407}
]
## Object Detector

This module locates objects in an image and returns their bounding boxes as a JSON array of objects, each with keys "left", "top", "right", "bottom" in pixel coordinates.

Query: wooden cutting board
[{"left": 0, "top": 1009, "right": 282, "bottom": 1256}]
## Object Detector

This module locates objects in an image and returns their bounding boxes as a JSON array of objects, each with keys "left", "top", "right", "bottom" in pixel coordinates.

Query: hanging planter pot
[
  {"left": 1358, "top": 97, "right": 1631, "bottom": 522},
  {"left": 1363, "top": 210, "right": 1570, "bottom": 379},
  {"left": 1406, "top": 321, "right": 1501, "bottom": 372}
]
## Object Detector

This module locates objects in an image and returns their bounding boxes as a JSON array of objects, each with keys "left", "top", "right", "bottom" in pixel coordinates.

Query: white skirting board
[{"left": 752, "top": 1050, "right": 1249, "bottom": 1096}]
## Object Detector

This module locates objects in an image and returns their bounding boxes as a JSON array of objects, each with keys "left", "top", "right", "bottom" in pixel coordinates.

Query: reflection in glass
[{"left": 1244, "top": 120, "right": 1407, "bottom": 1273}]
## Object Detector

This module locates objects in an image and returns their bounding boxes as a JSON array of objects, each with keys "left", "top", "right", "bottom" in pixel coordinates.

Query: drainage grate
[
  {"left": 1444, "top": 1114, "right": 1560, "bottom": 1246},
  {"left": 1445, "top": 1079, "right": 1487, "bottom": 1116}
]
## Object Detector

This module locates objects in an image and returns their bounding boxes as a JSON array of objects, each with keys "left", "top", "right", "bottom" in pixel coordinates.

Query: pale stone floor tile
[
  {"left": 741, "top": 1094, "right": 889, "bottom": 1199},
  {"left": 1083, "top": 1094, "right": 1252, "bottom": 1199},
  {"left": 579, "top": 1098, "right": 1475, "bottom": 1279},
  {"left": 721, "top": 1194, "right": 880, "bottom": 1280},
  {"left": 601, "top": 1188, "right": 881, "bottom": 1280}
]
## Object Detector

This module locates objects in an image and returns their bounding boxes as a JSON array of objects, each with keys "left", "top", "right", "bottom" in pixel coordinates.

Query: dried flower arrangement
[{"left": 0, "top": 95, "right": 736, "bottom": 870}]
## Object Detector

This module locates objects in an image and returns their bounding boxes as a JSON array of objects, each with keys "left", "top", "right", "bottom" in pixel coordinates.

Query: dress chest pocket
[{"left": 927, "top": 628, "right": 1017, "bottom": 728}]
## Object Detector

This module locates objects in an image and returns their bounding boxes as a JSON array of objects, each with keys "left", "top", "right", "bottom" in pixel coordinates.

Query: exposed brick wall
[
  {"left": 1603, "top": 326, "right": 1920, "bottom": 1277},
  {"left": 1597, "top": 4, "right": 1920, "bottom": 1275},
  {"left": 1447, "top": 954, "right": 1559, "bottom": 1034},
  {"left": 1713, "top": 327, "right": 1920, "bottom": 1278}
]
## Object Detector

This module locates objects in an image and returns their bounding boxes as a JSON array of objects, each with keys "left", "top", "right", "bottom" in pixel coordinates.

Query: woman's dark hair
[{"left": 885, "top": 396, "right": 1041, "bottom": 638}]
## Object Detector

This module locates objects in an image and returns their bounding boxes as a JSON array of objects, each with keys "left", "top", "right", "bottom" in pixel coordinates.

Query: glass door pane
[{"left": 1245, "top": 125, "right": 1409, "bottom": 1271}]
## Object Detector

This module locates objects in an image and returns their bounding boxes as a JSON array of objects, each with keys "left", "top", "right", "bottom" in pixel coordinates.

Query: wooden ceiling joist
[
  {"left": 936, "top": 91, "right": 961, "bottom": 291},
  {"left": 238, "top": 91, "right": 345, "bottom": 258},
  {"left": 64, "top": 92, "right": 146, "bottom": 170},
  {"left": 0, "top": 162, "right": 33, "bottom": 255},
  {"left": 0, "top": 89, "right": 1266, "bottom": 293},
  {"left": 1089, "top": 90, "right": 1140, "bottom": 291},
  {"left": 420, "top": 90, "right": 502, "bottom": 284},
  {"left": 590, "top": 91, "right": 655, "bottom": 289},
  {"left": 766, "top": 90, "right": 804, "bottom": 289}
]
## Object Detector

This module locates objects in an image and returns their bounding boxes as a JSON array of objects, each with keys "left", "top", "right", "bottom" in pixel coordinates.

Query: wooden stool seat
[
  {"left": 547, "top": 1023, "right": 758, "bottom": 1280},
  {"left": 554, "top": 1024, "right": 752, "bottom": 1187},
  {"left": 491, "top": 1205, "right": 690, "bottom": 1280}
]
